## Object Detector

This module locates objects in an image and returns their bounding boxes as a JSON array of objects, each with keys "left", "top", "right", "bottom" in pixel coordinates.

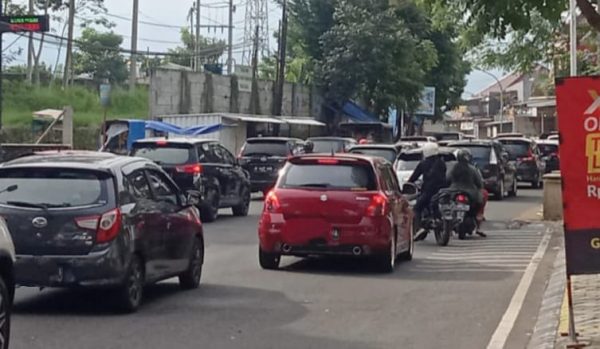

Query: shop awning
[{"left": 280, "top": 117, "right": 326, "bottom": 126}]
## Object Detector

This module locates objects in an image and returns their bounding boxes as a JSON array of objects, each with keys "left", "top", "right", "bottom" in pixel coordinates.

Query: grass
[{"left": 3, "top": 82, "right": 149, "bottom": 126}]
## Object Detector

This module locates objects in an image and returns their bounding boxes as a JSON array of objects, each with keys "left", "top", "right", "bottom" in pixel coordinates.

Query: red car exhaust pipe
[
  {"left": 282, "top": 244, "right": 292, "bottom": 253},
  {"left": 352, "top": 246, "right": 362, "bottom": 256}
]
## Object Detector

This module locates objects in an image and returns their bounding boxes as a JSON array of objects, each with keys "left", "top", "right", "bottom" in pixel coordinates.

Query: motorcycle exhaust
[
  {"left": 282, "top": 244, "right": 292, "bottom": 253},
  {"left": 352, "top": 246, "right": 362, "bottom": 256}
]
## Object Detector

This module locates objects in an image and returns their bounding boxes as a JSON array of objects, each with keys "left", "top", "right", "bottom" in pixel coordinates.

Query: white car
[{"left": 0, "top": 217, "right": 15, "bottom": 349}]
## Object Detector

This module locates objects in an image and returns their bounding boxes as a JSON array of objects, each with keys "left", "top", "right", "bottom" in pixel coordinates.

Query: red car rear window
[{"left": 280, "top": 163, "right": 377, "bottom": 191}]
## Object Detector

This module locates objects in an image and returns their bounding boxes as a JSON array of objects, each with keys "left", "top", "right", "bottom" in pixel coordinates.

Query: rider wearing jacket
[
  {"left": 408, "top": 143, "right": 447, "bottom": 240},
  {"left": 447, "top": 149, "right": 486, "bottom": 237}
]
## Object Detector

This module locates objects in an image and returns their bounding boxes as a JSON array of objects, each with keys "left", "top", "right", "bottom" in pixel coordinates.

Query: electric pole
[
  {"left": 63, "top": 0, "right": 75, "bottom": 88},
  {"left": 227, "top": 0, "right": 234, "bottom": 75},
  {"left": 27, "top": 0, "right": 34, "bottom": 83},
  {"left": 250, "top": 25, "right": 260, "bottom": 114},
  {"left": 274, "top": 0, "right": 288, "bottom": 116},
  {"left": 129, "top": 0, "right": 139, "bottom": 91},
  {"left": 195, "top": 0, "right": 201, "bottom": 72}
]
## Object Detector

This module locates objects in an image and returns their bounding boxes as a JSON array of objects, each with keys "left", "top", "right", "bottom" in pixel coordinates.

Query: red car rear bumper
[{"left": 258, "top": 213, "right": 392, "bottom": 256}]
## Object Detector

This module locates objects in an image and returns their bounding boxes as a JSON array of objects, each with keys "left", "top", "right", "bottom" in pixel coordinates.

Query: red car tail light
[
  {"left": 182, "top": 208, "right": 202, "bottom": 225},
  {"left": 366, "top": 193, "right": 388, "bottom": 217},
  {"left": 76, "top": 208, "right": 122, "bottom": 243},
  {"left": 317, "top": 158, "right": 339, "bottom": 164},
  {"left": 176, "top": 164, "right": 203, "bottom": 174},
  {"left": 265, "top": 191, "right": 281, "bottom": 213}
]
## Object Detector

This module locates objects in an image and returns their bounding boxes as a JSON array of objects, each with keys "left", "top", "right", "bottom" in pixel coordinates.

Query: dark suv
[
  {"left": 497, "top": 138, "right": 545, "bottom": 188},
  {"left": 239, "top": 137, "right": 304, "bottom": 194},
  {"left": 0, "top": 151, "right": 204, "bottom": 312},
  {"left": 447, "top": 140, "right": 518, "bottom": 199},
  {"left": 132, "top": 138, "right": 251, "bottom": 222}
]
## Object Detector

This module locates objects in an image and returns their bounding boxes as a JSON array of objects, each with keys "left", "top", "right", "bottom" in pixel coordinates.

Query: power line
[{"left": 106, "top": 10, "right": 228, "bottom": 29}]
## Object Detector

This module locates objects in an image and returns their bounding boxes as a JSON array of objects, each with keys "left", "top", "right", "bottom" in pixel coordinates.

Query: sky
[{"left": 2, "top": 0, "right": 502, "bottom": 96}]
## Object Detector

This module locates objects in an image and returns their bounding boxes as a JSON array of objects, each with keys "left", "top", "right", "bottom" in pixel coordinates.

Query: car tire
[
  {"left": 508, "top": 178, "right": 518, "bottom": 197},
  {"left": 398, "top": 228, "right": 413, "bottom": 261},
  {"left": 376, "top": 238, "right": 396, "bottom": 273},
  {"left": 259, "top": 247, "right": 281, "bottom": 270},
  {"left": 232, "top": 186, "right": 251, "bottom": 217},
  {"left": 0, "top": 276, "right": 11, "bottom": 349},
  {"left": 179, "top": 237, "right": 204, "bottom": 290},
  {"left": 115, "top": 255, "right": 144, "bottom": 313},
  {"left": 201, "top": 188, "right": 220, "bottom": 223},
  {"left": 494, "top": 180, "right": 505, "bottom": 201},
  {"left": 532, "top": 174, "right": 542, "bottom": 189}
]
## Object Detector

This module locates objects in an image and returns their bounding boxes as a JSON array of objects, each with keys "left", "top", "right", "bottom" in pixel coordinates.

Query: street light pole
[
  {"left": 570, "top": 0, "right": 577, "bottom": 76},
  {"left": 476, "top": 69, "right": 504, "bottom": 129}
]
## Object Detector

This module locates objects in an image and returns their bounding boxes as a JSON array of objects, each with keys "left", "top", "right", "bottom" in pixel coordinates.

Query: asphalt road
[{"left": 10, "top": 187, "right": 553, "bottom": 349}]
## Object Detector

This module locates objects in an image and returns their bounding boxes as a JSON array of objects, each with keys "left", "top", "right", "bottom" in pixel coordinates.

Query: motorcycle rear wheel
[{"left": 435, "top": 221, "right": 451, "bottom": 246}]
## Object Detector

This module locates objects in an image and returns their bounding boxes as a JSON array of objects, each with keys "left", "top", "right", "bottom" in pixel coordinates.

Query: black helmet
[
  {"left": 304, "top": 140, "right": 314, "bottom": 153},
  {"left": 456, "top": 149, "right": 472, "bottom": 163}
]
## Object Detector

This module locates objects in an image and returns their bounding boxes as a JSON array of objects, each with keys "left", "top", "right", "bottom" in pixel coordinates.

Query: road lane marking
[{"left": 485, "top": 229, "right": 552, "bottom": 349}]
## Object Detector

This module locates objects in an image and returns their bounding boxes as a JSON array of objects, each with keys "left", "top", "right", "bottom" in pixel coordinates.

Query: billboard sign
[
  {"left": 0, "top": 15, "right": 50, "bottom": 33},
  {"left": 556, "top": 76, "right": 600, "bottom": 275},
  {"left": 416, "top": 86, "right": 435, "bottom": 116}
]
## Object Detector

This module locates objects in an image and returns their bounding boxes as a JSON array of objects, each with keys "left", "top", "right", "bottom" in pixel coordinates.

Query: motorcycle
[
  {"left": 402, "top": 184, "right": 476, "bottom": 246},
  {"left": 435, "top": 189, "right": 477, "bottom": 242}
]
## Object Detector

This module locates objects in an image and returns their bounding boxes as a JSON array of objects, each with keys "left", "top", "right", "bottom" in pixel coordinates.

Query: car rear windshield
[
  {"left": 281, "top": 163, "right": 377, "bottom": 191},
  {"left": 454, "top": 146, "right": 491, "bottom": 167},
  {"left": 350, "top": 149, "right": 397, "bottom": 163},
  {"left": 312, "top": 140, "right": 345, "bottom": 153},
  {"left": 242, "top": 141, "right": 289, "bottom": 157},
  {"left": 0, "top": 168, "right": 110, "bottom": 208},
  {"left": 499, "top": 141, "right": 530, "bottom": 160},
  {"left": 132, "top": 143, "right": 193, "bottom": 165},
  {"left": 539, "top": 144, "right": 558, "bottom": 156}
]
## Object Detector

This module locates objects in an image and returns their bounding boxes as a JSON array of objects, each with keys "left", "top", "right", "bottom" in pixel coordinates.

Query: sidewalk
[
  {"left": 528, "top": 224, "right": 600, "bottom": 349},
  {"left": 555, "top": 274, "right": 600, "bottom": 348}
]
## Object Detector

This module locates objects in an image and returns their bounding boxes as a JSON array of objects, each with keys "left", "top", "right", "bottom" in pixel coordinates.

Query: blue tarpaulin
[
  {"left": 341, "top": 101, "right": 379, "bottom": 123},
  {"left": 184, "top": 124, "right": 223, "bottom": 136},
  {"left": 144, "top": 120, "right": 187, "bottom": 134}
]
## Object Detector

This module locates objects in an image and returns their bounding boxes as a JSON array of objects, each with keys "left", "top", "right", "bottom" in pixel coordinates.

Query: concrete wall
[{"left": 150, "top": 69, "right": 323, "bottom": 118}]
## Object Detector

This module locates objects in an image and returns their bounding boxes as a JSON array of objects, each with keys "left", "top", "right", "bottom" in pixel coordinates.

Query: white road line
[{"left": 485, "top": 230, "right": 552, "bottom": 349}]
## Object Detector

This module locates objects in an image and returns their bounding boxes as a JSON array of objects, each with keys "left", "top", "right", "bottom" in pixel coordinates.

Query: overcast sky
[{"left": 3, "top": 0, "right": 502, "bottom": 96}]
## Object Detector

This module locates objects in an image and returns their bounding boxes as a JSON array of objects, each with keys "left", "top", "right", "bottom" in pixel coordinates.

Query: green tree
[
  {"left": 165, "top": 28, "right": 226, "bottom": 68},
  {"left": 72, "top": 28, "right": 128, "bottom": 83}
]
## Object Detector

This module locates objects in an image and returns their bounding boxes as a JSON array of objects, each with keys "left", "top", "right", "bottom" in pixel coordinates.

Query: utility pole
[
  {"left": 189, "top": 3, "right": 194, "bottom": 69},
  {"left": 63, "top": 0, "right": 75, "bottom": 88},
  {"left": 129, "top": 0, "right": 139, "bottom": 91},
  {"left": 250, "top": 25, "right": 260, "bottom": 114},
  {"left": 227, "top": 0, "right": 234, "bottom": 75},
  {"left": 274, "top": 0, "right": 288, "bottom": 116},
  {"left": 26, "top": 0, "right": 34, "bottom": 83},
  {"left": 195, "top": 0, "right": 201, "bottom": 72}
]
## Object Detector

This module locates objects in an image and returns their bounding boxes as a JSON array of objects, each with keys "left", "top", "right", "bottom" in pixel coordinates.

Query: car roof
[
  {"left": 246, "top": 137, "right": 302, "bottom": 143},
  {"left": 447, "top": 140, "right": 496, "bottom": 147},
  {"left": 289, "top": 153, "right": 386, "bottom": 166},
  {"left": 308, "top": 137, "right": 355, "bottom": 142},
  {"left": 134, "top": 137, "right": 218, "bottom": 145},
  {"left": 1, "top": 151, "right": 150, "bottom": 172},
  {"left": 496, "top": 137, "right": 533, "bottom": 143},
  {"left": 349, "top": 144, "right": 399, "bottom": 150}
]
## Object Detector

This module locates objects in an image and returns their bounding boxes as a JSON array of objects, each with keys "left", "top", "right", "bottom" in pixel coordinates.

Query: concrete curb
[{"left": 527, "top": 226, "right": 565, "bottom": 349}]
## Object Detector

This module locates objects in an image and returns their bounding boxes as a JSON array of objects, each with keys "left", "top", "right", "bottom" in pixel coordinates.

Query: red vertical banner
[{"left": 556, "top": 76, "right": 600, "bottom": 275}]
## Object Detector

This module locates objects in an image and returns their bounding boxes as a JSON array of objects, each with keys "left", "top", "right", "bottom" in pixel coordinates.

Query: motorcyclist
[
  {"left": 447, "top": 149, "right": 486, "bottom": 237},
  {"left": 408, "top": 143, "right": 447, "bottom": 241},
  {"left": 304, "top": 140, "right": 314, "bottom": 154}
]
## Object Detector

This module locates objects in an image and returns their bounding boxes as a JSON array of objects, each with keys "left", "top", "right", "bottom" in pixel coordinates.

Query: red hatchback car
[{"left": 258, "top": 154, "right": 414, "bottom": 272}]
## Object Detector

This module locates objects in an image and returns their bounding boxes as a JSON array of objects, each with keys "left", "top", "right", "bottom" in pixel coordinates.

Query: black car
[
  {"left": 496, "top": 138, "right": 545, "bottom": 188},
  {"left": 0, "top": 151, "right": 205, "bottom": 312},
  {"left": 538, "top": 140, "right": 560, "bottom": 173},
  {"left": 239, "top": 137, "right": 304, "bottom": 194},
  {"left": 132, "top": 138, "right": 251, "bottom": 223},
  {"left": 307, "top": 137, "right": 357, "bottom": 153},
  {"left": 348, "top": 144, "right": 405, "bottom": 164},
  {"left": 447, "top": 140, "right": 518, "bottom": 199}
]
